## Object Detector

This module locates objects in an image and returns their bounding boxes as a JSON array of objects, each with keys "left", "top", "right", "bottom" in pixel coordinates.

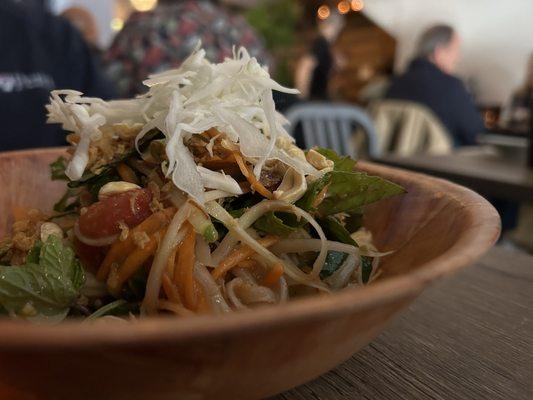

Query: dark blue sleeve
[{"left": 449, "top": 79, "right": 484, "bottom": 146}]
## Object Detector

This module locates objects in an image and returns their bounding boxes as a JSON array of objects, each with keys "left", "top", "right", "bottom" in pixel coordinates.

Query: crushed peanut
[{"left": 133, "top": 231, "right": 150, "bottom": 249}]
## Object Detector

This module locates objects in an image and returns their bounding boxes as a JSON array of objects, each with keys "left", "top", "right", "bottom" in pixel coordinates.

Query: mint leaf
[
  {"left": 0, "top": 236, "right": 85, "bottom": 323},
  {"left": 318, "top": 171, "right": 405, "bottom": 216},
  {"left": 315, "top": 147, "right": 356, "bottom": 172}
]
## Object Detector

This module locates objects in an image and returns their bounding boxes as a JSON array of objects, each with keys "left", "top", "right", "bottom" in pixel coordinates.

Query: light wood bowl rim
[{"left": 0, "top": 148, "right": 501, "bottom": 349}]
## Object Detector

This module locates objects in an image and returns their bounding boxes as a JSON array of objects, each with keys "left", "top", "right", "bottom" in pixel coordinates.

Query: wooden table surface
[
  {"left": 374, "top": 152, "right": 533, "bottom": 202},
  {"left": 274, "top": 246, "right": 533, "bottom": 400}
]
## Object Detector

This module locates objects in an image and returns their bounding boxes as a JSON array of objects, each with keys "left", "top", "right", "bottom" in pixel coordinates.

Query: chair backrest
[
  {"left": 284, "top": 102, "right": 379, "bottom": 157},
  {"left": 368, "top": 100, "right": 453, "bottom": 155}
]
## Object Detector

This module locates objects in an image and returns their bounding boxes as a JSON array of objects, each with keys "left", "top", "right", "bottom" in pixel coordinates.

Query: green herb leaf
[
  {"left": 344, "top": 212, "right": 363, "bottom": 233},
  {"left": 319, "top": 216, "right": 356, "bottom": 246},
  {"left": 320, "top": 251, "right": 348, "bottom": 279},
  {"left": 26, "top": 241, "right": 42, "bottom": 264},
  {"left": 295, "top": 173, "right": 331, "bottom": 213},
  {"left": 318, "top": 171, "right": 406, "bottom": 216},
  {"left": 49, "top": 156, "right": 69, "bottom": 181},
  {"left": 361, "top": 256, "right": 374, "bottom": 283},
  {"left": 0, "top": 236, "right": 85, "bottom": 323},
  {"left": 68, "top": 168, "right": 120, "bottom": 201},
  {"left": 315, "top": 147, "right": 356, "bottom": 172},
  {"left": 53, "top": 188, "right": 80, "bottom": 213},
  {"left": 253, "top": 212, "right": 298, "bottom": 236}
]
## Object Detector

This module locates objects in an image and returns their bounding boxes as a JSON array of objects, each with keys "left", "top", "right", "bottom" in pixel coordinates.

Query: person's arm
[
  {"left": 451, "top": 80, "right": 485, "bottom": 146},
  {"left": 294, "top": 55, "right": 316, "bottom": 99}
]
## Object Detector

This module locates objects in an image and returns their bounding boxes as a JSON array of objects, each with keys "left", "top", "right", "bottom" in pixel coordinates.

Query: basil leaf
[
  {"left": 317, "top": 216, "right": 355, "bottom": 279},
  {"left": 318, "top": 171, "right": 405, "bottom": 216},
  {"left": 344, "top": 212, "right": 363, "bottom": 233},
  {"left": 0, "top": 236, "right": 85, "bottom": 323},
  {"left": 295, "top": 173, "right": 331, "bottom": 213},
  {"left": 253, "top": 212, "right": 298, "bottom": 237},
  {"left": 361, "top": 256, "right": 374, "bottom": 283},
  {"left": 319, "top": 216, "right": 357, "bottom": 246},
  {"left": 314, "top": 147, "right": 356, "bottom": 172},
  {"left": 320, "top": 251, "right": 348, "bottom": 279},
  {"left": 49, "top": 156, "right": 69, "bottom": 181}
]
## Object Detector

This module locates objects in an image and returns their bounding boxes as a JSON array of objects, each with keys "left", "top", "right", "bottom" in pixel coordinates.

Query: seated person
[
  {"left": 386, "top": 24, "right": 483, "bottom": 146},
  {"left": 0, "top": 0, "right": 115, "bottom": 152}
]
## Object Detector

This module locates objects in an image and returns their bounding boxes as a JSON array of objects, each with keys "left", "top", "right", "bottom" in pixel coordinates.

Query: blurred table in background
[
  {"left": 275, "top": 246, "right": 533, "bottom": 400},
  {"left": 373, "top": 150, "right": 533, "bottom": 202}
]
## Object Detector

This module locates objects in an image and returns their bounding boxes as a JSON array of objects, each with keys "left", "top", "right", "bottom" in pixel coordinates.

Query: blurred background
[{"left": 1, "top": 0, "right": 532, "bottom": 250}]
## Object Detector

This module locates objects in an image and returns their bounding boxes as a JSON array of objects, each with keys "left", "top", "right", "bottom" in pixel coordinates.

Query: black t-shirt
[
  {"left": 309, "top": 35, "right": 332, "bottom": 100},
  {"left": 0, "top": 1, "right": 116, "bottom": 152}
]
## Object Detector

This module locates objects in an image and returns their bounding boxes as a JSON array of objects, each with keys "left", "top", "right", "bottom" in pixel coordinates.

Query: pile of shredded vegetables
[{"left": 0, "top": 45, "right": 404, "bottom": 323}]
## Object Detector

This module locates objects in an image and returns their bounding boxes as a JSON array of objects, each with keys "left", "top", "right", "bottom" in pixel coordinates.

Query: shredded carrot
[
  {"left": 96, "top": 207, "right": 175, "bottom": 281},
  {"left": 262, "top": 262, "right": 284, "bottom": 286},
  {"left": 236, "top": 259, "right": 256, "bottom": 269},
  {"left": 194, "top": 286, "right": 210, "bottom": 314},
  {"left": 107, "top": 229, "right": 162, "bottom": 294},
  {"left": 117, "top": 163, "right": 139, "bottom": 184},
  {"left": 211, "top": 235, "right": 279, "bottom": 280},
  {"left": 233, "top": 152, "right": 273, "bottom": 199},
  {"left": 161, "top": 274, "right": 181, "bottom": 304},
  {"left": 174, "top": 225, "right": 198, "bottom": 309}
]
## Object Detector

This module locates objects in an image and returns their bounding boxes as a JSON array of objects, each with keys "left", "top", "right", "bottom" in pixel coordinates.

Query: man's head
[{"left": 416, "top": 24, "right": 460, "bottom": 74}]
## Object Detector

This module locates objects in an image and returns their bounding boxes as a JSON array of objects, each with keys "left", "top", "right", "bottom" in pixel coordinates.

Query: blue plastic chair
[{"left": 284, "top": 102, "right": 379, "bottom": 157}]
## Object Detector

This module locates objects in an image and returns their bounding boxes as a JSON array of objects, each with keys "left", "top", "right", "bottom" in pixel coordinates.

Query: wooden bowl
[{"left": 0, "top": 148, "right": 500, "bottom": 400}]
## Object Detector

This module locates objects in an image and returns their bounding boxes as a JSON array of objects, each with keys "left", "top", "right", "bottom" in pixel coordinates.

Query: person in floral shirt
[{"left": 105, "top": 0, "right": 271, "bottom": 98}]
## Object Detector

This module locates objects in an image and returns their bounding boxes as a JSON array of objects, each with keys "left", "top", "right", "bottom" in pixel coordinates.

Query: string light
[
  {"left": 337, "top": 1, "right": 350, "bottom": 14},
  {"left": 351, "top": 0, "right": 364, "bottom": 11},
  {"left": 317, "top": 5, "right": 331, "bottom": 20},
  {"left": 110, "top": 18, "right": 124, "bottom": 32},
  {"left": 130, "top": 0, "right": 158, "bottom": 12}
]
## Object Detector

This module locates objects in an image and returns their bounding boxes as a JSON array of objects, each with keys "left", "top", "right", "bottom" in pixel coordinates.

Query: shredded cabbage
[{"left": 46, "top": 45, "right": 318, "bottom": 204}]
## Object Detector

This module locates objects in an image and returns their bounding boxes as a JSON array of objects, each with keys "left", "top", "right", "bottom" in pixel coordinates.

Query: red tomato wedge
[
  {"left": 78, "top": 188, "right": 153, "bottom": 239},
  {"left": 73, "top": 238, "right": 107, "bottom": 273}
]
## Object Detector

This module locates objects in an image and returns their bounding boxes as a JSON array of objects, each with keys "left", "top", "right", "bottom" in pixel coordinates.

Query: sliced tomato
[
  {"left": 73, "top": 238, "right": 107, "bottom": 273},
  {"left": 78, "top": 188, "right": 153, "bottom": 239}
]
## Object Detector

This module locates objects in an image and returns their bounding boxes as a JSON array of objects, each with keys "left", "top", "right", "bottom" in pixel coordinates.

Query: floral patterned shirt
[{"left": 105, "top": 1, "right": 270, "bottom": 98}]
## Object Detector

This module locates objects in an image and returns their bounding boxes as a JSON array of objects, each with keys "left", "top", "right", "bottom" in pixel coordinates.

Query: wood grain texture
[
  {"left": 274, "top": 246, "right": 533, "bottom": 400},
  {"left": 374, "top": 152, "right": 533, "bottom": 202},
  {"left": 0, "top": 149, "right": 501, "bottom": 400}
]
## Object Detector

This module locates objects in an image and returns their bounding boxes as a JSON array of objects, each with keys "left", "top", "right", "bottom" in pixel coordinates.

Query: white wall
[
  {"left": 51, "top": 0, "right": 114, "bottom": 48},
  {"left": 363, "top": 0, "right": 533, "bottom": 104}
]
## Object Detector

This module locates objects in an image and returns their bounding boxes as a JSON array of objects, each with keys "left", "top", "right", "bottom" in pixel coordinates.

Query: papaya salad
[{"left": 0, "top": 46, "right": 404, "bottom": 323}]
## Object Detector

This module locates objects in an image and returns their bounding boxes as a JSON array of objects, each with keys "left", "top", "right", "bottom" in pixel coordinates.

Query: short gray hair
[{"left": 416, "top": 25, "right": 455, "bottom": 59}]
